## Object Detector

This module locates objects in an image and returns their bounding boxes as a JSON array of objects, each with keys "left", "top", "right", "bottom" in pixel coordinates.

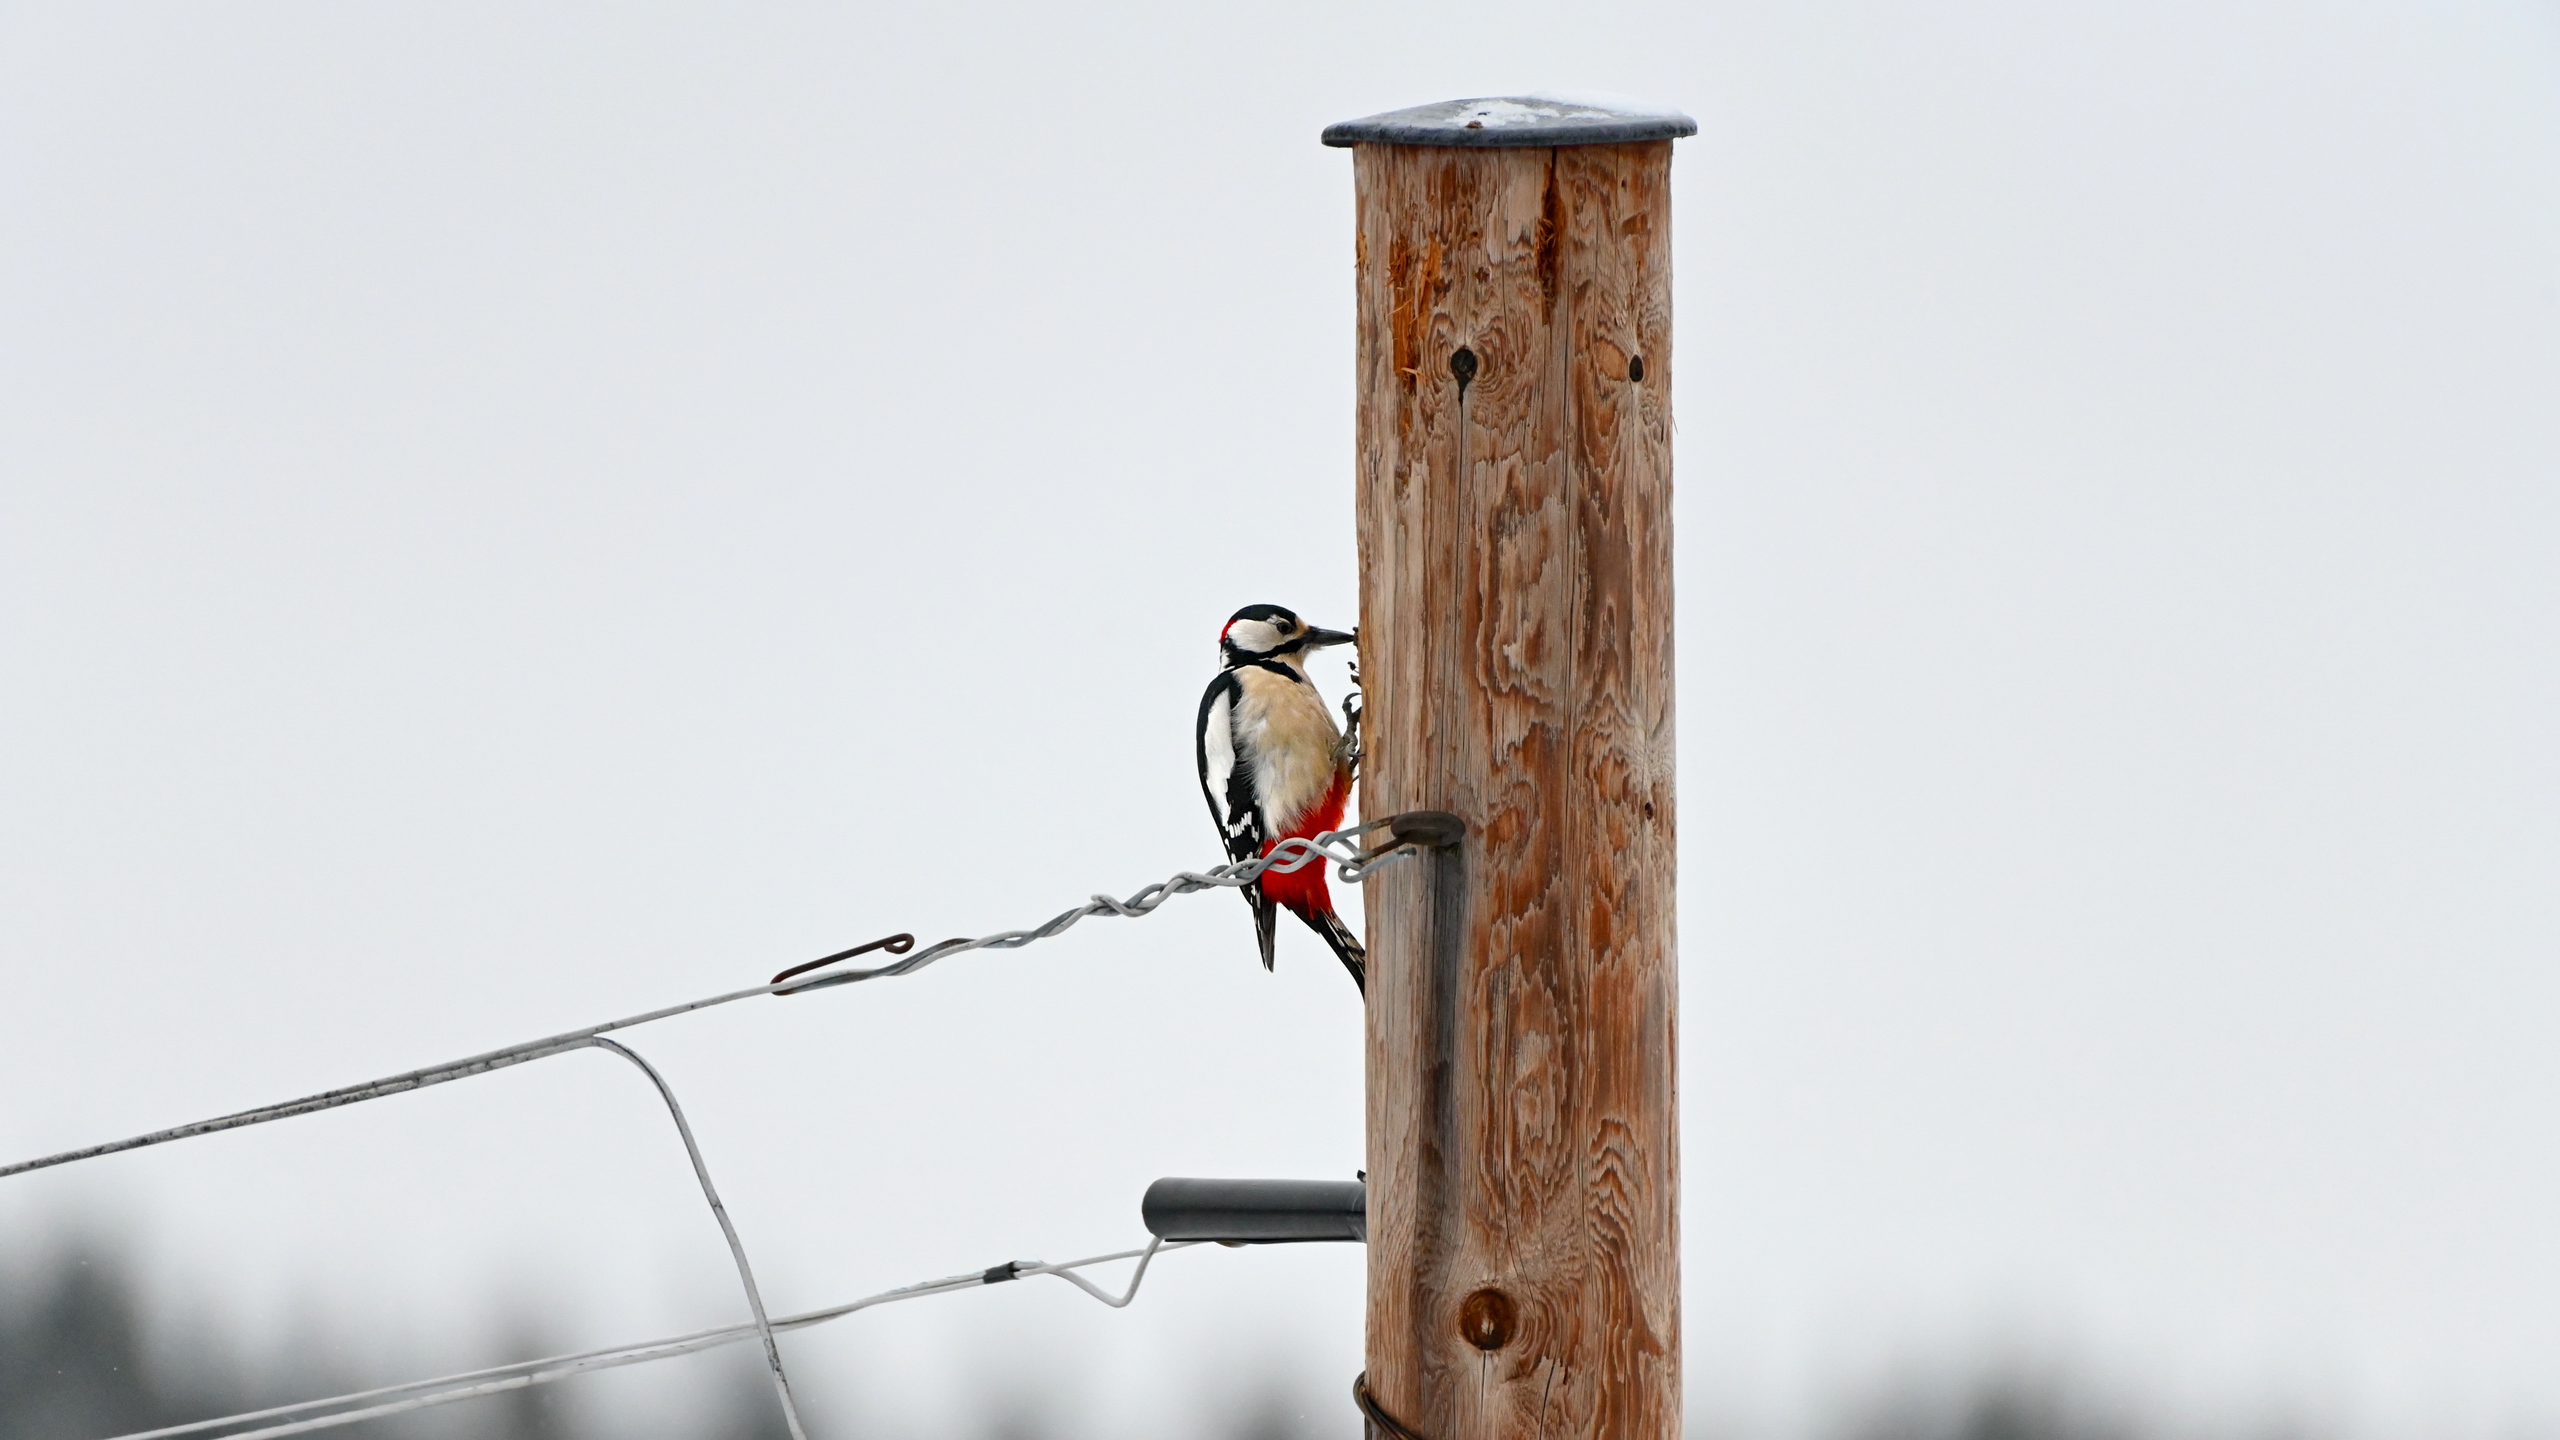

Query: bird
[{"left": 1195, "top": 603, "right": 1367, "bottom": 993}]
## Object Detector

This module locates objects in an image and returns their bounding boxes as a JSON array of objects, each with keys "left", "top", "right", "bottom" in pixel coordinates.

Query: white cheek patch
[{"left": 1228, "top": 618, "right": 1285, "bottom": 655}]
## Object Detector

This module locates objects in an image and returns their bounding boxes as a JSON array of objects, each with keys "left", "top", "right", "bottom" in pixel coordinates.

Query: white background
[{"left": 2, "top": 3, "right": 2555, "bottom": 1438}]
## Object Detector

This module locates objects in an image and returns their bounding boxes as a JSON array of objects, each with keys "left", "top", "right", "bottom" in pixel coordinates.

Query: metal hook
[
  {"left": 1337, "top": 810, "right": 1467, "bottom": 881},
  {"left": 770, "top": 933, "right": 915, "bottom": 991}
]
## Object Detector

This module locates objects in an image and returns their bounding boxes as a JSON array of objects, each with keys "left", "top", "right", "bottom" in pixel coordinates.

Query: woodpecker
[{"left": 1195, "top": 604, "right": 1367, "bottom": 993}]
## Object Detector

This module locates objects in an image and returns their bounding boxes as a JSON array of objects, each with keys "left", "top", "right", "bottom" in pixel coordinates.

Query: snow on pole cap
[{"left": 1321, "top": 92, "right": 1695, "bottom": 148}]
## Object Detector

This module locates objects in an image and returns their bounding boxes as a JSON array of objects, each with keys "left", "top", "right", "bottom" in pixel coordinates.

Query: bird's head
[{"left": 1220, "top": 604, "right": 1356, "bottom": 672}]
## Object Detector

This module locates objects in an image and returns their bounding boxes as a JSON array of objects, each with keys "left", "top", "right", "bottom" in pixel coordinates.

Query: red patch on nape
[{"left": 1259, "top": 771, "right": 1353, "bottom": 918}]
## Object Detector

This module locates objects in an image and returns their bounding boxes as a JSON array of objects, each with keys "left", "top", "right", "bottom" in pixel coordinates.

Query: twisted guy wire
[
  {"left": 5, "top": 819, "right": 1427, "bottom": 1440},
  {"left": 778, "top": 817, "right": 1417, "bottom": 994},
  {"left": 0, "top": 818, "right": 1415, "bottom": 1182}
]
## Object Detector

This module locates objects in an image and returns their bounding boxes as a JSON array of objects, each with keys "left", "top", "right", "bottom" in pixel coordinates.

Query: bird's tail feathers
[
  {"left": 1250, "top": 886, "right": 1278, "bottom": 972},
  {"left": 1294, "top": 904, "right": 1368, "bottom": 995}
]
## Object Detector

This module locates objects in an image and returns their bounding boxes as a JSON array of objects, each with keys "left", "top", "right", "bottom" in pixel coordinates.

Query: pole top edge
[{"left": 1321, "top": 92, "right": 1696, "bottom": 149}]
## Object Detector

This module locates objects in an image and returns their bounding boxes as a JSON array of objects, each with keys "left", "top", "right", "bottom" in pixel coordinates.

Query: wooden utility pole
[{"left": 1325, "top": 96, "right": 1690, "bottom": 1440}]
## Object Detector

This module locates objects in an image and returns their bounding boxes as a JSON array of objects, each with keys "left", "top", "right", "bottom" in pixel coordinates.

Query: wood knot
[
  {"left": 1450, "top": 347, "right": 1478, "bottom": 397},
  {"left": 1629, "top": 354, "right": 1646, "bottom": 382},
  {"left": 1458, "top": 1287, "right": 1516, "bottom": 1351}
]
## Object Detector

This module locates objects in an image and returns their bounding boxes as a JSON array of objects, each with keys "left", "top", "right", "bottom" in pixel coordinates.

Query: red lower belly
[{"left": 1261, "top": 773, "right": 1350, "bottom": 913}]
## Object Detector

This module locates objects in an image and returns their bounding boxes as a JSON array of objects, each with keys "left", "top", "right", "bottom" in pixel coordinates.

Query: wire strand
[
  {"left": 4, "top": 824, "right": 1431, "bottom": 1440},
  {"left": 1, "top": 822, "right": 1413, "bottom": 1183},
  {"left": 103, "top": 1240, "right": 1186, "bottom": 1440},
  {"left": 585, "top": 1038, "right": 807, "bottom": 1440}
]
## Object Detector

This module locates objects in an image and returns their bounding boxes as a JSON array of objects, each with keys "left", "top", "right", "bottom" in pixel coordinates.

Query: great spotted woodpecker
[{"left": 1195, "top": 604, "right": 1367, "bottom": 993}]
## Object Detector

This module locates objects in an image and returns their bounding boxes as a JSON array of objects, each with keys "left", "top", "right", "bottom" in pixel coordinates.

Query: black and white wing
[
  {"left": 1196, "top": 671, "right": 1278, "bottom": 969},
  {"left": 1195, "top": 671, "right": 1266, "bottom": 862}
]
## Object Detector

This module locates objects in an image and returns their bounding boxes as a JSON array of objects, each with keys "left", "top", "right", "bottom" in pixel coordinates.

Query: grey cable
[
  {"left": 100, "top": 1239, "right": 1184, "bottom": 1440},
  {"left": 583, "top": 1037, "right": 807, "bottom": 1440},
  {"left": 1, "top": 820, "right": 1412, "bottom": 1181},
  {"left": 45, "top": 1034, "right": 815, "bottom": 1440},
  {"left": 5, "top": 822, "right": 1419, "bottom": 1440}
]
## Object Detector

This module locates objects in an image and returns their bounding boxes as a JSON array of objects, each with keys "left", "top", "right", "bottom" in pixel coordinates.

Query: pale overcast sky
[{"left": 2, "top": 4, "right": 2556, "bottom": 1439}]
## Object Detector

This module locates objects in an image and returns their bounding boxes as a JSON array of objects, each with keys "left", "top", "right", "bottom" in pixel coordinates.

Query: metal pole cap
[{"left": 1323, "top": 93, "right": 1695, "bottom": 149}]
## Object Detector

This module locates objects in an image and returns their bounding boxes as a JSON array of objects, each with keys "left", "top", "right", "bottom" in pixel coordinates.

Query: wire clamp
[{"left": 1353, "top": 1371, "right": 1429, "bottom": 1440}]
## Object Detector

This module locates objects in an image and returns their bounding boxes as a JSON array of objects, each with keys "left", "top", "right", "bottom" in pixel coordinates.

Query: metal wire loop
[{"left": 771, "top": 932, "right": 914, "bottom": 989}]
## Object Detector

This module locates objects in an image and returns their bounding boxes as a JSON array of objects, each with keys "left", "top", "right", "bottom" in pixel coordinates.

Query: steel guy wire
[
  {"left": 3, "top": 813, "right": 1448, "bottom": 1440},
  {"left": 0, "top": 815, "right": 1432, "bottom": 1181},
  {"left": 40, "top": 1033, "right": 811, "bottom": 1440},
  {"left": 585, "top": 1036, "right": 807, "bottom": 1440},
  {"left": 771, "top": 814, "right": 1428, "bottom": 994},
  {"left": 102, "top": 1239, "right": 1188, "bottom": 1440}
]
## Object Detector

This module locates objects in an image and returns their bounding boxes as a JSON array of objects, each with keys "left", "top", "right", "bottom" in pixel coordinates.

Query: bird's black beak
[{"left": 1305, "top": 627, "right": 1357, "bottom": 650}]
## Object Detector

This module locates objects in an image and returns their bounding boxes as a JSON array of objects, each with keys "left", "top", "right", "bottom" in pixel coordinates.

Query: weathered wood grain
[{"left": 1354, "top": 140, "right": 1678, "bottom": 1440}]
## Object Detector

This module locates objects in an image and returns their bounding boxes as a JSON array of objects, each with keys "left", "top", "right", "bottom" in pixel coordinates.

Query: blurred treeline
[
  {"left": 0, "top": 1234, "right": 1339, "bottom": 1440},
  {"left": 0, "top": 1236, "right": 784, "bottom": 1440},
  {"left": 4, "top": 1235, "right": 2164, "bottom": 1440}
]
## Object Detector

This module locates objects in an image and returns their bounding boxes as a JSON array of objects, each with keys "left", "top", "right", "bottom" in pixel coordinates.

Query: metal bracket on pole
[
  {"left": 1383, "top": 810, "right": 1464, "bottom": 851},
  {"left": 1141, "top": 1177, "right": 1368, "bottom": 1245}
]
